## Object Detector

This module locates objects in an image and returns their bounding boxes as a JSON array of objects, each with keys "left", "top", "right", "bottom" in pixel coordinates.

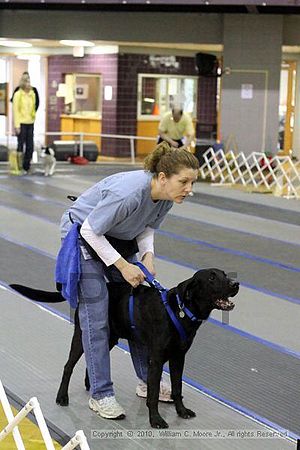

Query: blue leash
[{"left": 129, "top": 262, "right": 200, "bottom": 341}]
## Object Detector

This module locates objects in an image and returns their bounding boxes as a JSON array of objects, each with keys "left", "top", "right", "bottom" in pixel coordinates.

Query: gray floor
[{"left": 0, "top": 162, "right": 299, "bottom": 449}]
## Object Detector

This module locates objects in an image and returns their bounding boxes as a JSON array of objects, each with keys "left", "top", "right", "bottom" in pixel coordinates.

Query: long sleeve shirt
[{"left": 13, "top": 88, "right": 36, "bottom": 128}]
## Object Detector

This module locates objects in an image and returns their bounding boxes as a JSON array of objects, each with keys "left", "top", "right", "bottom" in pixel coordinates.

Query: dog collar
[
  {"left": 175, "top": 294, "right": 201, "bottom": 322},
  {"left": 133, "top": 262, "right": 195, "bottom": 341}
]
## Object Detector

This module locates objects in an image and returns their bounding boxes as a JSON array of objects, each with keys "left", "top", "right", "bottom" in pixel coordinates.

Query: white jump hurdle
[
  {"left": 199, "top": 148, "right": 300, "bottom": 199},
  {"left": 0, "top": 379, "right": 90, "bottom": 450}
]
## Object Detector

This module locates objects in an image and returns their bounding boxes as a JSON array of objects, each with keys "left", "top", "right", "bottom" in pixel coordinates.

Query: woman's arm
[
  {"left": 81, "top": 218, "right": 121, "bottom": 266},
  {"left": 80, "top": 219, "right": 145, "bottom": 287},
  {"left": 136, "top": 227, "right": 155, "bottom": 275}
]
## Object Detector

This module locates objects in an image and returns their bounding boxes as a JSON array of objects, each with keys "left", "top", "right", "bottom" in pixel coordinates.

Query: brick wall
[{"left": 47, "top": 53, "right": 118, "bottom": 153}]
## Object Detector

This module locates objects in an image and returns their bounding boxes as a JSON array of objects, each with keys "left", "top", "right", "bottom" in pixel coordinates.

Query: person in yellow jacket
[{"left": 12, "top": 76, "right": 37, "bottom": 173}]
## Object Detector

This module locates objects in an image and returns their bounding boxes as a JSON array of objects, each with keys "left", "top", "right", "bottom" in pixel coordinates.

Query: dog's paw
[
  {"left": 150, "top": 415, "right": 169, "bottom": 429},
  {"left": 178, "top": 408, "right": 196, "bottom": 419},
  {"left": 56, "top": 394, "right": 69, "bottom": 406}
]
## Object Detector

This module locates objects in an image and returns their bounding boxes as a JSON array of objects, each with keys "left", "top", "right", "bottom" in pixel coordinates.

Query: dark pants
[
  {"left": 157, "top": 136, "right": 184, "bottom": 147},
  {"left": 17, "top": 123, "right": 34, "bottom": 171}
]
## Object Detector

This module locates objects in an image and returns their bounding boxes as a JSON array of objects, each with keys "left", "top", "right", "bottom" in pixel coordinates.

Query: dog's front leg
[
  {"left": 169, "top": 354, "right": 196, "bottom": 420},
  {"left": 56, "top": 309, "right": 84, "bottom": 406},
  {"left": 146, "top": 357, "right": 168, "bottom": 429}
]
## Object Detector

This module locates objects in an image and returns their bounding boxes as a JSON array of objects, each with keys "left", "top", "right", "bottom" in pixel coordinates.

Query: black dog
[{"left": 11, "top": 268, "right": 239, "bottom": 429}]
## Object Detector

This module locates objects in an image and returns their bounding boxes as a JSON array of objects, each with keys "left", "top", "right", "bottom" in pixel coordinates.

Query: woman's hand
[
  {"left": 114, "top": 258, "right": 145, "bottom": 288},
  {"left": 141, "top": 252, "right": 156, "bottom": 276}
]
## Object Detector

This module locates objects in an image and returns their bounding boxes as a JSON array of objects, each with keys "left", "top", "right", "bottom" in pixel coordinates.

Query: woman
[
  {"left": 12, "top": 73, "right": 38, "bottom": 173},
  {"left": 59, "top": 142, "right": 199, "bottom": 420}
]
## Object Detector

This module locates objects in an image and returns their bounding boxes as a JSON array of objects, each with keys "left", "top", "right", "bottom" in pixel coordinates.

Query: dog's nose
[{"left": 230, "top": 280, "right": 239, "bottom": 290}]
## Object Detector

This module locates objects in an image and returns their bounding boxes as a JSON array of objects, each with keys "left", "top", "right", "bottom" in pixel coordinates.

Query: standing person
[
  {"left": 158, "top": 107, "right": 195, "bottom": 149},
  {"left": 11, "top": 72, "right": 40, "bottom": 112},
  {"left": 57, "top": 142, "right": 199, "bottom": 420},
  {"left": 12, "top": 74, "right": 38, "bottom": 173}
]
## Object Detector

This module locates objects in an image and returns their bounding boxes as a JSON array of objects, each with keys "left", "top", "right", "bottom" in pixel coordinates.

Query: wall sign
[
  {"left": 148, "top": 55, "right": 179, "bottom": 69},
  {"left": 241, "top": 84, "right": 253, "bottom": 99}
]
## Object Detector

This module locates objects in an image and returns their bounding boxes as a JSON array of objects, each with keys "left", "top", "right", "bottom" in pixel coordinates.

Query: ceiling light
[
  {"left": 0, "top": 40, "right": 32, "bottom": 48},
  {"left": 89, "top": 45, "right": 119, "bottom": 55},
  {"left": 59, "top": 40, "right": 94, "bottom": 47},
  {"left": 16, "top": 54, "right": 41, "bottom": 61}
]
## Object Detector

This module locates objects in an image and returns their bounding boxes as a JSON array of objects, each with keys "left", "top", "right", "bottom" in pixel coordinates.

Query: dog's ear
[{"left": 176, "top": 276, "right": 197, "bottom": 300}]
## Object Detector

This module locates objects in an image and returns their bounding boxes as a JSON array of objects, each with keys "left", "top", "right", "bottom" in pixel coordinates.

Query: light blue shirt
[{"left": 60, "top": 170, "right": 173, "bottom": 239}]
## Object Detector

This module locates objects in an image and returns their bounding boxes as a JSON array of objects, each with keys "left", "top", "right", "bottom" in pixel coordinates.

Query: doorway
[{"left": 278, "top": 61, "right": 296, "bottom": 155}]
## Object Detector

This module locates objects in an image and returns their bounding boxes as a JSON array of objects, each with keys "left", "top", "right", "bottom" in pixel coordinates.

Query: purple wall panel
[
  {"left": 47, "top": 54, "right": 118, "bottom": 154},
  {"left": 197, "top": 75, "right": 218, "bottom": 138}
]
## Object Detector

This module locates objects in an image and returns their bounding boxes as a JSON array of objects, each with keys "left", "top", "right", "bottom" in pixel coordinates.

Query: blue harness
[{"left": 129, "top": 262, "right": 201, "bottom": 342}]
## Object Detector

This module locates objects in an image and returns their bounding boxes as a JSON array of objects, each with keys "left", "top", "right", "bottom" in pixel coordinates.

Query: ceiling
[
  {"left": 0, "top": 39, "right": 224, "bottom": 57},
  {"left": 0, "top": 39, "right": 299, "bottom": 57},
  {"left": 1, "top": 0, "right": 300, "bottom": 14}
]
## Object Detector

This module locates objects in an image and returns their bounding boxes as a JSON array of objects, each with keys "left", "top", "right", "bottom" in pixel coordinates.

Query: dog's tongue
[{"left": 215, "top": 298, "right": 235, "bottom": 311}]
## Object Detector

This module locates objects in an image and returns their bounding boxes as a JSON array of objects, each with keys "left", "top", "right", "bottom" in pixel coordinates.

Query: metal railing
[
  {"left": 0, "top": 379, "right": 90, "bottom": 450},
  {"left": 199, "top": 148, "right": 300, "bottom": 199},
  {"left": 6, "top": 131, "right": 157, "bottom": 165}
]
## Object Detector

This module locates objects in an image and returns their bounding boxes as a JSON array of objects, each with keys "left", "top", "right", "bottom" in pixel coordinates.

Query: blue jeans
[{"left": 78, "top": 250, "right": 148, "bottom": 400}]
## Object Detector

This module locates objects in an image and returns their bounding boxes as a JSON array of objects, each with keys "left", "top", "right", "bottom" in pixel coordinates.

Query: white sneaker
[
  {"left": 136, "top": 379, "right": 173, "bottom": 402},
  {"left": 89, "top": 396, "right": 126, "bottom": 419}
]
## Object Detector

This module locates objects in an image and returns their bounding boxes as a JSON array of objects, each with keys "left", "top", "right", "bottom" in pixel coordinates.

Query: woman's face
[{"left": 159, "top": 168, "right": 199, "bottom": 203}]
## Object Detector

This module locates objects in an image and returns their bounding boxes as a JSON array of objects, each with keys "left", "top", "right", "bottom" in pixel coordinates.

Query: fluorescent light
[
  {"left": 16, "top": 54, "right": 41, "bottom": 61},
  {"left": 0, "top": 40, "right": 32, "bottom": 48},
  {"left": 89, "top": 45, "right": 119, "bottom": 55},
  {"left": 59, "top": 40, "right": 94, "bottom": 47}
]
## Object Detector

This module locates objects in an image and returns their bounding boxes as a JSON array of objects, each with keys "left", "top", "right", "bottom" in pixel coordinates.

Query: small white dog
[{"left": 41, "top": 146, "right": 56, "bottom": 176}]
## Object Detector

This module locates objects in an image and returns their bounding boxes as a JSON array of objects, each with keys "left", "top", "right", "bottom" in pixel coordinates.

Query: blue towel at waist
[{"left": 55, "top": 222, "right": 81, "bottom": 308}]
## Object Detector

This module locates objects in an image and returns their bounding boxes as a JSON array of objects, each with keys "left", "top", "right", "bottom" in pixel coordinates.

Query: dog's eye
[{"left": 209, "top": 273, "right": 216, "bottom": 282}]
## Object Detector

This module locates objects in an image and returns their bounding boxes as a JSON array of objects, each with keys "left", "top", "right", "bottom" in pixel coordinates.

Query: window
[
  {"left": 64, "top": 73, "right": 102, "bottom": 117},
  {"left": 138, "top": 74, "right": 198, "bottom": 119}
]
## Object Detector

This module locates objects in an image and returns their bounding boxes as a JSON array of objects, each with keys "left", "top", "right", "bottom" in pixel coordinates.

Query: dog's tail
[{"left": 10, "top": 284, "right": 65, "bottom": 303}]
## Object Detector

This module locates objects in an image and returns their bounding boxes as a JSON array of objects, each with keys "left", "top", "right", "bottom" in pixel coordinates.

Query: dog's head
[{"left": 176, "top": 268, "right": 239, "bottom": 318}]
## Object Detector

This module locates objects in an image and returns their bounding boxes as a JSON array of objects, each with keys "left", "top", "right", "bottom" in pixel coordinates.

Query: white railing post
[
  {"left": 0, "top": 397, "right": 56, "bottom": 450},
  {"left": 79, "top": 133, "right": 84, "bottom": 158},
  {"left": 29, "top": 397, "right": 56, "bottom": 450},
  {"left": 0, "top": 380, "right": 91, "bottom": 449},
  {"left": 61, "top": 430, "right": 90, "bottom": 450},
  {"left": 0, "top": 380, "right": 25, "bottom": 450}
]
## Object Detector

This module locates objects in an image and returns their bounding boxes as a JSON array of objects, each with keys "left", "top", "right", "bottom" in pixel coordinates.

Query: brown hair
[{"left": 144, "top": 141, "right": 199, "bottom": 177}]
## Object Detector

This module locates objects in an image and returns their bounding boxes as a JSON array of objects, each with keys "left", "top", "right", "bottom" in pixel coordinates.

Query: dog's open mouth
[{"left": 214, "top": 298, "right": 235, "bottom": 311}]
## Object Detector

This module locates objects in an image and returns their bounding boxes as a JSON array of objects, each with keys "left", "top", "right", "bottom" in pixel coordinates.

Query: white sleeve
[
  {"left": 80, "top": 218, "right": 121, "bottom": 266},
  {"left": 136, "top": 227, "right": 154, "bottom": 259}
]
